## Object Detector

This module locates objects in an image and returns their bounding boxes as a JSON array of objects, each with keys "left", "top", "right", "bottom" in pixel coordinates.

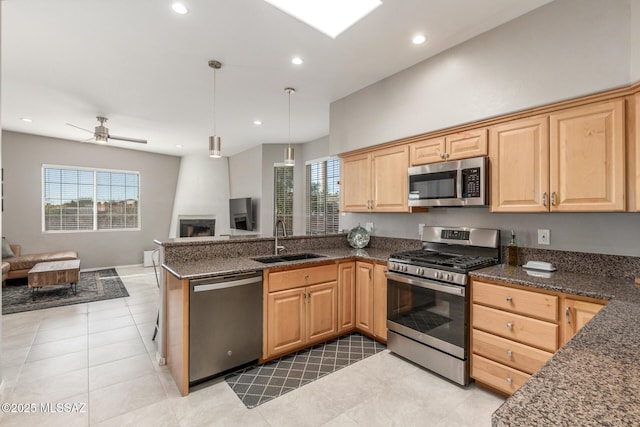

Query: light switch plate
[{"left": 538, "top": 229, "right": 550, "bottom": 245}]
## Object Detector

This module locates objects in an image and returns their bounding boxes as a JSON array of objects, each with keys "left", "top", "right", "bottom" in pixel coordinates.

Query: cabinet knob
[
  {"left": 304, "top": 274, "right": 310, "bottom": 280},
  {"left": 506, "top": 350, "right": 513, "bottom": 358},
  {"left": 506, "top": 296, "right": 513, "bottom": 303},
  {"left": 506, "top": 377, "right": 513, "bottom": 385},
  {"left": 506, "top": 322, "right": 513, "bottom": 329}
]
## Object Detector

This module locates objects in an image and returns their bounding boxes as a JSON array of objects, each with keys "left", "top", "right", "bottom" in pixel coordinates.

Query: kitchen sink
[{"left": 253, "top": 253, "right": 325, "bottom": 264}]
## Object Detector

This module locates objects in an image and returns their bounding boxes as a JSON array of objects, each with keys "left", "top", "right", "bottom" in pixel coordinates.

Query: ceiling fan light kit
[
  {"left": 66, "top": 116, "right": 148, "bottom": 145},
  {"left": 208, "top": 59, "right": 223, "bottom": 158},
  {"left": 284, "top": 87, "right": 295, "bottom": 166}
]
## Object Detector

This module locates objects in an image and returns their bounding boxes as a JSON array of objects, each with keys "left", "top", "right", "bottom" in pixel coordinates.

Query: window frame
[
  {"left": 42, "top": 164, "right": 141, "bottom": 233},
  {"left": 305, "top": 156, "right": 340, "bottom": 235}
]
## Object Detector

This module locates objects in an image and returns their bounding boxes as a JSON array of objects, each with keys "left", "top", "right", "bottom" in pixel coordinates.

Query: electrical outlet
[
  {"left": 538, "top": 229, "right": 550, "bottom": 245},
  {"left": 419, "top": 223, "right": 425, "bottom": 236},
  {"left": 365, "top": 222, "right": 374, "bottom": 232}
]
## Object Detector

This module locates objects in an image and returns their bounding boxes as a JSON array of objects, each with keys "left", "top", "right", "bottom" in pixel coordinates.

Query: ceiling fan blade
[
  {"left": 66, "top": 123, "right": 94, "bottom": 134},
  {"left": 108, "top": 134, "right": 148, "bottom": 144}
]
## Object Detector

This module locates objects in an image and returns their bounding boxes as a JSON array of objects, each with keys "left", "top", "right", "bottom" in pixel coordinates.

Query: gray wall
[
  {"left": 333, "top": 0, "right": 640, "bottom": 257},
  {"left": 2, "top": 131, "right": 180, "bottom": 269},
  {"left": 228, "top": 138, "right": 331, "bottom": 237},
  {"left": 330, "top": 0, "right": 632, "bottom": 154}
]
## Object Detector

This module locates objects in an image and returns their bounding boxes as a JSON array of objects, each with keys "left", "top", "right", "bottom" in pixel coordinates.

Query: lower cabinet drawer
[
  {"left": 472, "top": 304, "right": 558, "bottom": 352},
  {"left": 268, "top": 264, "right": 337, "bottom": 292},
  {"left": 472, "top": 329, "right": 554, "bottom": 375},
  {"left": 472, "top": 354, "right": 530, "bottom": 396}
]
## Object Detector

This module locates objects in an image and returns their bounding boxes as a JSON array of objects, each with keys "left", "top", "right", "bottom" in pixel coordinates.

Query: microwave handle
[{"left": 456, "top": 168, "right": 463, "bottom": 199}]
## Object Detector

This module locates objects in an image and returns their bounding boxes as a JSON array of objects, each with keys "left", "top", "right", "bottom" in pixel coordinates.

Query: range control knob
[
  {"left": 435, "top": 271, "right": 442, "bottom": 279},
  {"left": 403, "top": 265, "right": 408, "bottom": 272}
]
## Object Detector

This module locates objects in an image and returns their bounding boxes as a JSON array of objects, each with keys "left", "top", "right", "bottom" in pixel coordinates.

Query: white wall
[
  {"left": 169, "top": 154, "right": 230, "bottom": 238},
  {"left": 2, "top": 131, "right": 180, "bottom": 268},
  {"left": 330, "top": 0, "right": 632, "bottom": 154},
  {"left": 228, "top": 145, "right": 262, "bottom": 233}
]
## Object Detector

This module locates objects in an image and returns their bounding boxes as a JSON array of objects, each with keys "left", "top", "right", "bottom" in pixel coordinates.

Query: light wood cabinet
[
  {"left": 410, "top": 129, "right": 487, "bottom": 165},
  {"left": 355, "top": 261, "right": 387, "bottom": 341},
  {"left": 338, "top": 262, "right": 356, "bottom": 333},
  {"left": 471, "top": 278, "right": 607, "bottom": 396},
  {"left": 490, "top": 100, "right": 626, "bottom": 213},
  {"left": 373, "top": 264, "right": 388, "bottom": 341},
  {"left": 355, "top": 262, "right": 374, "bottom": 334},
  {"left": 550, "top": 100, "right": 626, "bottom": 211},
  {"left": 341, "top": 145, "right": 409, "bottom": 212},
  {"left": 264, "top": 264, "right": 338, "bottom": 359},
  {"left": 490, "top": 117, "right": 550, "bottom": 212},
  {"left": 560, "top": 298, "right": 605, "bottom": 345},
  {"left": 629, "top": 93, "right": 640, "bottom": 211}
]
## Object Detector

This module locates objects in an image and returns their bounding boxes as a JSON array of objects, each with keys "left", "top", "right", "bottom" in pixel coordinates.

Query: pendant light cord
[
  {"left": 288, "top": 89, "right": 291, "bottom": 149},
  {"left": 213, "top": 67, "right": 217, "bottom": 136}
]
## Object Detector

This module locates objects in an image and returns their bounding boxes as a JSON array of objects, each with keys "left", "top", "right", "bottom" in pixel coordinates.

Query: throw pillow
[{"left": 2, "top": 239, "right": 15, "bottom": 258}]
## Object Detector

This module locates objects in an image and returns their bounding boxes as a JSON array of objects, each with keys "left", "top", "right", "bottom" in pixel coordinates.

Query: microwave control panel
[{"left": 462, "top": 167, "right": 481, "bottom": 198}]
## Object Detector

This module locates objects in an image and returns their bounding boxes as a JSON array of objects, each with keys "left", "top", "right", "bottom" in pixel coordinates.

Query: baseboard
[{"left": 80, "top": 263, "right": 144, "bottom": 272}]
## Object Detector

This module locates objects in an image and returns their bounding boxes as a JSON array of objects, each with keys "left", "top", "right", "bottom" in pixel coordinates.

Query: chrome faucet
[{"left": 275, "top": 219, "right": 287, "bottom": 255}]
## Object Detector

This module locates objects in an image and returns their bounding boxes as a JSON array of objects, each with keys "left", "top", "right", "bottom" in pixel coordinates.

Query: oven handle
[{"left": 385, "top": 271, "right": 465, "bottom": 297}]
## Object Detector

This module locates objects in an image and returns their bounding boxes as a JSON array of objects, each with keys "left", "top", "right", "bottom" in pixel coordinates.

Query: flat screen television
[{"left": 229, "top": 197, "right": 254, "bottom": 231}]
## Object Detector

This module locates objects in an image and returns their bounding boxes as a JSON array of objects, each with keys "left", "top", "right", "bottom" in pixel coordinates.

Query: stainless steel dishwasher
[{"left": 189, "top": 271, "right": 262, "bottom": 385}]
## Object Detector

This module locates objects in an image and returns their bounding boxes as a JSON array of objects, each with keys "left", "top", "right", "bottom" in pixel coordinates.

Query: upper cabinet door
[
  {"left": 371, "top": 145, "right": 409, "bottom": 212},
  {"left": 341, "top": 153, "right": 372, "bottom": 212},
  {"left": 410, "top": 137, "right": 445, "bottom": 166},
  {"left": 490, "top": 117, "right": 550, "bottom": 213},
  {"left": 446, "top": 128, "right": 488, "bottom": 161},
  {"left": 550, "top": 100, "right": 625, "bottom": 212},
  {"left": 633, "top": 94, "right": 640, "bottom": 212}
]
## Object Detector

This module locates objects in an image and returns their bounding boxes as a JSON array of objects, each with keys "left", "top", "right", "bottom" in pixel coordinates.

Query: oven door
[{"left": 385, "top": 271, "right": 468, "bottom": 359}]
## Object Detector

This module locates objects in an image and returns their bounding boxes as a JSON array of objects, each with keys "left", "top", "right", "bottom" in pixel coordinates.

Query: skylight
[{"left": 264, "top": 0, "right": 382, "bottom": 39}]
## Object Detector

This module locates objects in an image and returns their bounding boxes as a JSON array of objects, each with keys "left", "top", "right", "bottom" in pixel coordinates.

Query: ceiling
[{"left": 1, "top": 0, "right": 552, "bottom": 157}]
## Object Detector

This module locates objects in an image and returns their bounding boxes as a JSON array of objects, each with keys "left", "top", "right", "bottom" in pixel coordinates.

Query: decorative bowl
[{"left": 347, "top": 225, "right": 370, "bottom": 249}]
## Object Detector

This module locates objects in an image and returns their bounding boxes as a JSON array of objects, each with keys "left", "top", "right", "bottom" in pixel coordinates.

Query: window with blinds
[
  {"left": 306, "top": 158, "right": 340, "bottom": 235},
  {"left": 43, "top": 166, "right": 140, "bottom": 232},
  {"left": 273, "top": 165, "right": 294, "bottom": 236}
]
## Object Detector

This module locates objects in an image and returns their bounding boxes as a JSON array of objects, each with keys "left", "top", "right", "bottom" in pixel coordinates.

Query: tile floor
[{"left": 0, "top": 266, "right": 505, "bottom": 426}]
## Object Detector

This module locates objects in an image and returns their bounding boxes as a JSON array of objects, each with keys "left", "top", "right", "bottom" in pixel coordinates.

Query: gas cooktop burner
[{"left": 390, "top": 251, "right": 496, "bottom": 271}]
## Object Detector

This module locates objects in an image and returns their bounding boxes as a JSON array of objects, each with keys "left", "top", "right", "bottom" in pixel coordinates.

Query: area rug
[
  {"left": 2, "top": 268, "right": 129, "bottom": 314},
  {"left": 225, "top": 333, "right": 386, "bottom": 409}
]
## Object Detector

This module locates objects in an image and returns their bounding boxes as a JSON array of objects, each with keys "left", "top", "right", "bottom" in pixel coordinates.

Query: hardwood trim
[{"left": 339, "top": 82, "right": 640, "bottom": 158}]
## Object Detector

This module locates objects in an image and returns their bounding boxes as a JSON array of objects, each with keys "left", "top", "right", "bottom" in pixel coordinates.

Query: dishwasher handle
[{"left": 192, "top": 275, "right": 262, "bottom": 292}]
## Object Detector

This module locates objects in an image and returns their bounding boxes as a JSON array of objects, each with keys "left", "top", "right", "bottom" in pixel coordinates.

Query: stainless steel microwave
[{"left": 408, "top": 156, "right": 488, "bottom": 207}]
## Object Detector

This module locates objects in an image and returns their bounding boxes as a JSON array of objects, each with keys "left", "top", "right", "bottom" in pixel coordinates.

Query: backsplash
[{"left": 503, "top": 247, "right": 640, "bottom": 281}]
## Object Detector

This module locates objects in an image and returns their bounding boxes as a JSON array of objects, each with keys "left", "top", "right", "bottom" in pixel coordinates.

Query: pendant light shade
[
  {"left": 284, "top": 87, "right": 295, "bottom": 166},
  {"left": 208, "top": 60, "right": 222, "bottom": 158},
  {"left": 209, "top": 135, "right": 221, "bottom": 158}
]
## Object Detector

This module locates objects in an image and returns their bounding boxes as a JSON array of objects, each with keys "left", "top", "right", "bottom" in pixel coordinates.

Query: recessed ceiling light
[
  {"left": 412, "top": 34, "right": 426, "bottom": 45},
  {"left": 291, "top": 57, "right": 303, "bottom": 65},
  {"left": 20, "top": 117, "right": 33, "bottom": 123},
  {"left": 253, "top": 120, "right": 263, "bottom": 125},
  {"left": 264, "top": 0, "right": 382, "bottom": 39},
  {"left": 172, "top": 2, "right": 189, "bottom": 15},
  {"left": 175, "top": 144, "right": 183, "bottom": 148}
]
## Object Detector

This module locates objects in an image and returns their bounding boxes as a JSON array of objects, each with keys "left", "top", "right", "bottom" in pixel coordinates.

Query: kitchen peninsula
[{"left": 158, "top": 234, "right": 640, "bottom": 426}]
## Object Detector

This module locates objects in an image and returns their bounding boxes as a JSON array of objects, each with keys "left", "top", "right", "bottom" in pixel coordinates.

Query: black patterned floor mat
[{"left": 225, "top": 333, "right": 385, "bottom": 408}]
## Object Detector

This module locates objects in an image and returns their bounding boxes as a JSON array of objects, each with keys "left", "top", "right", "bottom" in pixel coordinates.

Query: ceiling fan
[{"left": 66, "top": 116, "right": 148, "bottom": 144}]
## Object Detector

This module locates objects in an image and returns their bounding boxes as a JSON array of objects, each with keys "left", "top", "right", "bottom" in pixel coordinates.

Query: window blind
[
  {"left": 273, "top": 165, "right": 294, "bottom": 236},
  {"left": 43, "top": 166, "right": 140, "bottom": 232},
  {"left": 306, "top": 158, "right": 340, "bottom": 235}
]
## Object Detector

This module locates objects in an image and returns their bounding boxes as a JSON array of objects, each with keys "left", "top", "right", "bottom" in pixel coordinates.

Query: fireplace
[{"left": 179, "top": 217, "right": 216, "bottom": 237}]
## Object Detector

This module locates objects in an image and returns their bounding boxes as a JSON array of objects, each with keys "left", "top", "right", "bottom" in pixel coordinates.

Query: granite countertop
[
  {"left": 162, "top": 247, "right": 393, "bottom": 280},
  {"left": 470, "top": 265, "right": 640, "bottom": 426}
]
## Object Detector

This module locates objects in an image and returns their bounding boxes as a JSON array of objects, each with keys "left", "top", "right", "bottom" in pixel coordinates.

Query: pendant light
[
  {"left": 208, "top": 60, "right": 222, "bottom": 158},
  {"left": 284, "top": 87, "right": 295, "bottom": 166}
]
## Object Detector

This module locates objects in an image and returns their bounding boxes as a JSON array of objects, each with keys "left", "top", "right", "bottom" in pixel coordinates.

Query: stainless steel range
[{"left": 386, "top": 226, "right": 500, "bottom": 385}]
